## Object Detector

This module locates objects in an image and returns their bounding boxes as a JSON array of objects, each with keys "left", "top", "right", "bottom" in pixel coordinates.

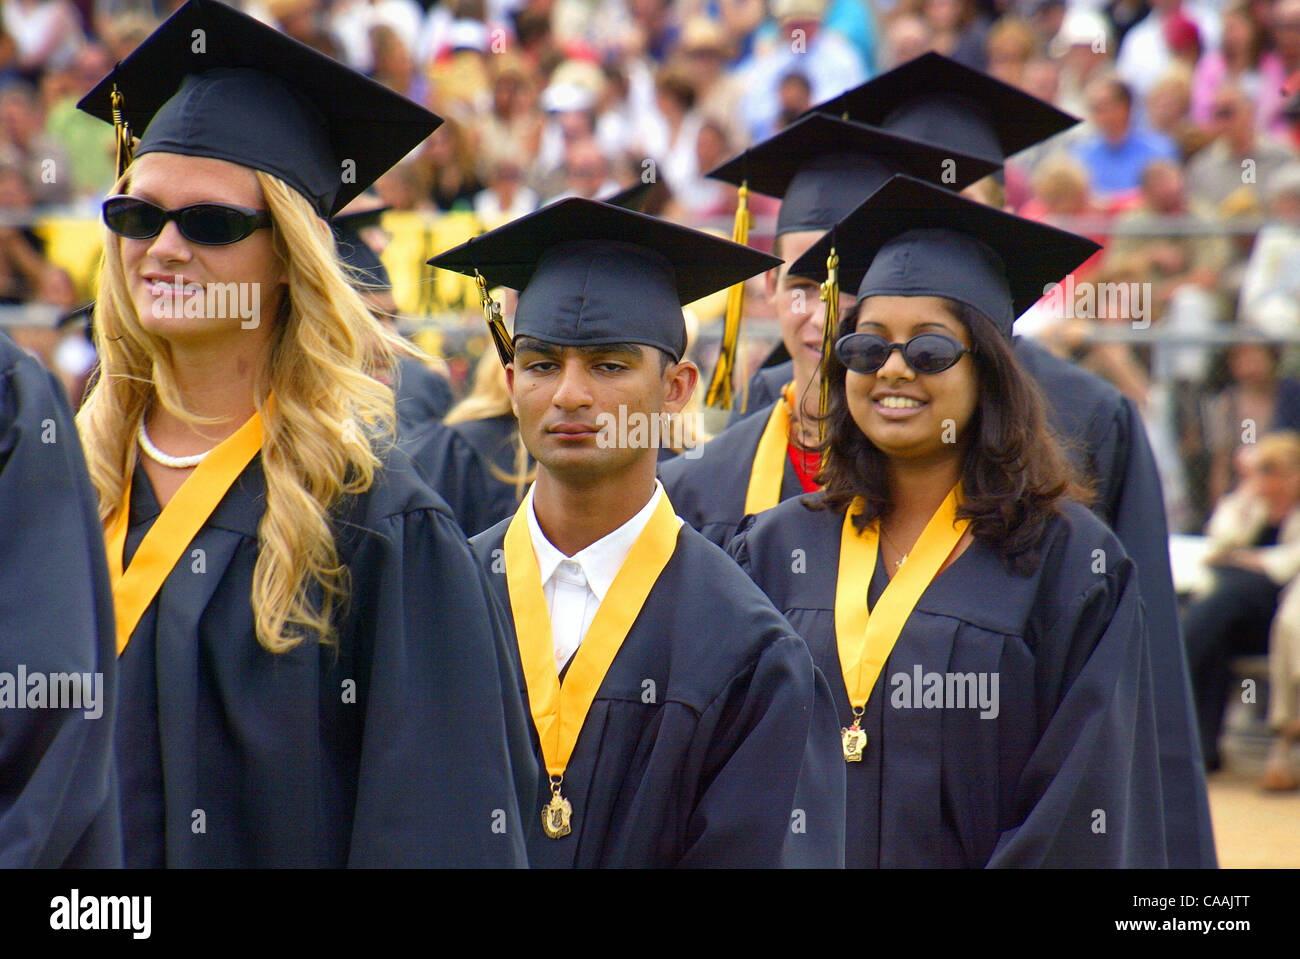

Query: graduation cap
[
  {"left": 597, "top": 179, "right": 671, "bottom": 215},
  {"left": 808, "top": 52, "right": 1078, "bottom": 164},
  {"left": 333, "top": 228, "right": 390, "bottom": 291},
  {"left": 331, "top": 202, "right": 392, "bottom": 290},
  {"left": 789, "top": 175, "right": 1100, "bottom": 337},
  {"left": 707, "top": 113, "right": 1000, "bottom": 236},
  {"left": 331, "top": 203, "right": 392, "bottom": 234},
  {"left": 77, "top": 0, "right": 441, "bottom": 217},
  {"left": 429, "top": 197, "right": 780, "bottom": 365}
]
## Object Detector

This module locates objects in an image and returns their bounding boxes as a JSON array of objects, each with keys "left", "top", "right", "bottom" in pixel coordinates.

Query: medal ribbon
[
  {"left": 743, "top": 380, "right": 796, "bottom": 515},
  {"left": 835, "top": 485, "right": 968, "bottom": 711},
  {"left": 105, "top": 400, "right": 270, "bottom": 656},
  {"left": 504, "top": 490, "right": 680, "bottom": 779}
]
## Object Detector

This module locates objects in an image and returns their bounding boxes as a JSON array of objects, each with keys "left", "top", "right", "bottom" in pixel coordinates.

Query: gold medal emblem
[
  {"left": 542, "top": 777, "right": 572, "bottom": 839},
  {"left": 841, "top": 724, "right": 867, "bottom": 762},
  {"left": 841, "top": 706, "right": 867, "bottom": 762}
]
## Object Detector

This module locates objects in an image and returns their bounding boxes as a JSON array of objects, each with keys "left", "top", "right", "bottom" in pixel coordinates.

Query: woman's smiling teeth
[{"left": 877, "top": 396, "right": 925, "bottom": 409}]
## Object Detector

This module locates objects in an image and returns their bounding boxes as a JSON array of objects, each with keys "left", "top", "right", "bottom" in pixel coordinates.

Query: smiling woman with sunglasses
[
  {"left": 71, "top": 0, "right": 532, "bottom": 868},
  {"left": 727, "top": 175, "right": 1169, "bottom": 867}
]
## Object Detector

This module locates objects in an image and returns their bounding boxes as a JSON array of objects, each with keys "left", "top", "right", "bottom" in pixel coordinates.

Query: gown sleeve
[
  {"left": 0, "top": 344, "right": 122, "bottom": 867},
  {"left": 725, "top": 515, "right": 758, "bottom": 568},
  {"left": 344, "top": 501, "right": 536, "bottom": 867},
  {"left": 1103, "top": 397, "right": 1216, "bottom": 867},
  {"left": 401, "top": 420, "right": 512, "bottom": 537},
  {"left": 395, "top": 356, "right": 453, "bottom": 429},
  {"left": 986, "top": 551, "right": 1168, "bottom": 868},
  {"left": 678, "top": 634, "right": 846, "bottom": 868}
]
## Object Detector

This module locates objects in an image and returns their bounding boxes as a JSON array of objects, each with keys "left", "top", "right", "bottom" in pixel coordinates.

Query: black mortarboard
[
  {"left": 331, "top": 203, "right": 392, "bottom": 234},
  {"left": 429, "top": 197, "right": 780, "bottom": 362},
  {"left": 333, "top": 228, "right": 390, "bottom": 291},
  {"left": 600, "top": 180, "right": 650, "bottom": 210},
  {"left": 331, "top": 203, "right": 392, "bottom": 290},
  {"left": 808, "top": 52, "right": 1078, "bottom": 164},
  {"left": 77, "top": 0, "right": 441, "bottom": 217},
  {"left": 707, "top": 113, "right": 998, "bottom": 236},
  {"left": 789, "top": 175, "right": 1099, "bottom": 337}
]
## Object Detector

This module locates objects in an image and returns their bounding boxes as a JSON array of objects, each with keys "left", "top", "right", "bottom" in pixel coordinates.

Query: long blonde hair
[{"left": 78, "top": 168, "right": 409, "bottom": 653}]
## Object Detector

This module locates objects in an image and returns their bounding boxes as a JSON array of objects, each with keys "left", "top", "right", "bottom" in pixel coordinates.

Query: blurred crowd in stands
[{"left": 7, "top": 0, "right": 1300, "bottom": 545}]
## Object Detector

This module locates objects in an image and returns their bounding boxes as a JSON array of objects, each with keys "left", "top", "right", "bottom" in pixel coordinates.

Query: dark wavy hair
[{"left": 814, "top": 298, "right": 1093, "bottom": 575}]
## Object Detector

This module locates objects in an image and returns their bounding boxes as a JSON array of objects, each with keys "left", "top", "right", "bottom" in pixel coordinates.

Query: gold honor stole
[
  {"left": 105, "top": 401, "right": 269, "bottom": 656},
  {"left": 834, "top": 485, "right": 969, "bottom": 762},
  {"left": 743, "top": 380, "right": 797, "bottom": 515},
  {"left": 503, "top": 491, "right": 680, "bottom": 839}
]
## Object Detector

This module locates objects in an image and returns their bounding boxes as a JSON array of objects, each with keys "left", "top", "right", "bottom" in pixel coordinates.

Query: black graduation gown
[
  {"left": 731, "top": 343, "right": 1215, "bottom": 866},
  {"left": 1014, "top": 337, "right": 1214, "bottom": 868},
  {"left": 401, "top": 417, "right": 511, "bottom": 537},
  {"left": 394, "top": 356, "right": 453, "bottom": 433},
  {"left": 729, "top": 494, "right": 1168, "bottom": 867},
  {"left": 115, "top": 447, "right": 535, "bottom": 867},
  {"left": 447, "top": 413, "right": 529, "bottom": 523},
  {"left": 0, "top": 334, "right": 122, "bottom": 867},
  {"left": 658, "top": 401, "right": 804, "bottom": 547},
  {"left": 470, "top": 517, "right": 846, "bottom": 868},
  {"left": 450, "top": 413, "right": 522, "bottom": 480}
]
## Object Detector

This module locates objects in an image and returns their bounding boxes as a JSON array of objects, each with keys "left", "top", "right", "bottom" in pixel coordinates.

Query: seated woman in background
[
  {"left": 1202, "top": 337, "right": 1300, "bottom": 507},
  {"left": 1184, "top": 432, "right": 1300, "bottom": 773}
]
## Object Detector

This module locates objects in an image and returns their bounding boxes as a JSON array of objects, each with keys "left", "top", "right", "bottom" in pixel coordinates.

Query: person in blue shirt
[{"left": 1071, "top": 74, "right": 1178, "bottom": 198}]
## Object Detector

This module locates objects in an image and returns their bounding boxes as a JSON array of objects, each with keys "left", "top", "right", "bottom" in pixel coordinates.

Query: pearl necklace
[{"left": 137, "top": 419, "right": 214, "bottom": 469}]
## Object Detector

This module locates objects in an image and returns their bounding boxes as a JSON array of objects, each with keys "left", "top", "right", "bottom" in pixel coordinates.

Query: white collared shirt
[{"left": 526, "top": 480, "right": 679, "bottom": 672}]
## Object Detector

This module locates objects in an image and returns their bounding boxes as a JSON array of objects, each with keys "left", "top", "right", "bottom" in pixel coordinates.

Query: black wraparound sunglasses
[
  {"left": 102, "top": 195, "right": 272, "bottom": 246},
  {"left": 835, "top": 332, "right": 974, "bottom": 375}
]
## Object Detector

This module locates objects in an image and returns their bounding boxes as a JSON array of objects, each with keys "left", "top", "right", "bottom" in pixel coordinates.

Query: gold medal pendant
[
  {"left": 841, "top": 724, "right": 867, "bottom": 762},
  {"left": 541, "top": 777, "right": 572, "bottom": 839},
  {"left": 841, "top": 707, "right": 867, "bottom": 763}
]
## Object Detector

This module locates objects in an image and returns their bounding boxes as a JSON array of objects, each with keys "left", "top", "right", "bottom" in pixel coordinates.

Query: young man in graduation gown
[
  {"left": 731, "top": 175, "right": 1168, "bottom": 867},
  {"left": 659, "top": 112, "right": 999, "bottom": 548},
  {"left": 0, "top": 332, "right": 122, "bottom": 867},
  {"left": 729, "top": 52, "right": 1216, "bottom": 867},
  {"left": 431, "top": 197, "right": 846, "bottom": 868},
  {"left": 76, "top": 0, "right": 533, "bottom": 867}
]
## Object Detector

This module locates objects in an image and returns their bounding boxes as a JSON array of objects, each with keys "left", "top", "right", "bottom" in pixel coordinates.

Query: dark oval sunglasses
[
  {"left": 102, "top": 195, "right": 272, "bottom": 246},
  {"left": 835, "top": 332, "right": 974, "bottom": 375}
]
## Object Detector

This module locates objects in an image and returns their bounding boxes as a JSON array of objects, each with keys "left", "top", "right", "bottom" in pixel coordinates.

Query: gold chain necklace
[{"left": 879, "top": 522, "right": 909, "bottom": 569}]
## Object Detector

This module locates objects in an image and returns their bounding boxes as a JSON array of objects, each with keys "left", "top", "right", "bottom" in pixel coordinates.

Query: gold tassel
[
  {"left": 111, "top": 85, "right": 134, "bottom": 179},
  {"left": 705, "top": 182, "right": 750, "bottom": 409},
  {"left": 817, "top": 247, "right": 839, "bottom": 444},
  {"left": 475, "top": 270, "right": 514, "bottom": 366}
]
